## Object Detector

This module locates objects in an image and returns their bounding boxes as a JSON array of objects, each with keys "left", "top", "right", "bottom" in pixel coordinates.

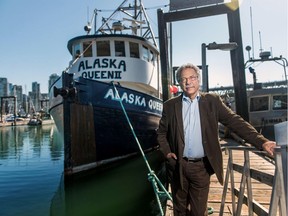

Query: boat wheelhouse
[{"left": 248, "top": 87, "right": 287, "bottom": 140}]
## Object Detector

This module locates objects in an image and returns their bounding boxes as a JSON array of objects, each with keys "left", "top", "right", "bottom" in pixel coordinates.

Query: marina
[
  {"left": 1, "top": 96, "right": 54, "bottom": 127},
  {"left": 0, "top": 116, "right": 54, "bottom": 127}
]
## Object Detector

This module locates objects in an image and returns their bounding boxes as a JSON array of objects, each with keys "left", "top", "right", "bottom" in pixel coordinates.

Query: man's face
[{"left": 179, "top": 68, "right": 200, "bottom": 99}]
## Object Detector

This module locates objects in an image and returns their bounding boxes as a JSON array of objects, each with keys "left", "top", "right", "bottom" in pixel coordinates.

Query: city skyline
[
  {"left": 0, "top": 74, "right": 59, "bottom": 115},
  {"left": 0, "top": 73, "right": 59, "bottom": 95}
]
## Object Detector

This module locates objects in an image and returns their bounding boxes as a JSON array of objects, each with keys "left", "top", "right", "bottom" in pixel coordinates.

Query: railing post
[
  {"left": 220, "top": 148, "right": 236, "bottom": 215},
  {"left": 230, "top": 150, "right": 236, "bottom": 215},
  {"left": 235, "top": 150, "right": 253, "bottom": 216},
  {"left": 274, "top": 121, "right": 287, "bottom": 209},
  {"left": 245, "top": 150, "right": 253, "bottom": 216},
  {"left": 269, "top": 146, "right": 287, "bottom": 216}
]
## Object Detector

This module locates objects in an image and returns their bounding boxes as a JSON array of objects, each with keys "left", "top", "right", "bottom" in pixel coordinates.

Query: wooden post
[{"left": 157, "top": 9, "right": 171, "bottom": 102}]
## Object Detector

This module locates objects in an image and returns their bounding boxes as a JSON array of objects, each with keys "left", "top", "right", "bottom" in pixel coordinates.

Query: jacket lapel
[
  {"left": 175, "top": 95, "right": 184, "bottom": 142},
  {"left": 198, "top": 93, "right": 208, "bottom": 139}
]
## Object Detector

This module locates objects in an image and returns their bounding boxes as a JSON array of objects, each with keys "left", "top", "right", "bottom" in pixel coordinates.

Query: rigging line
[
  {"left": 259, "top": 31, "right": 263, "bottom": 52},
  {"left": 87, "top": 6, "right": 89, "bottom": 23},
  {"left": 112, "top": 82, "right": 172, "bottom": 215},
  {"left": 95, "top": 4, "right": 169, "bottom": 12},
  {"left": 63, "top": 41, "right": 93, "bottom": 73},
  {"left": 144, "top": 4, "right": 170, "bottom": 10}
]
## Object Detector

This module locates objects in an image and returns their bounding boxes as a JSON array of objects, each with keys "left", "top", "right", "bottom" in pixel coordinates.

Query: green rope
[
  {"left": 208, "top": 206, "right": 214, "bottom": 215},
  {"left": 112, "top": 83, "right": 172, "bottom": 216}
]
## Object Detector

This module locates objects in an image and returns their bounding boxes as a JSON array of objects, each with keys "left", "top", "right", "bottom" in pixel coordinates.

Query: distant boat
[
  {"left": 49, "top": 0, "right": 164, "bottom": 179},
  {"left": 27, "top": 111, "right": 54, "bottom": 126},
  {"left": 215, "top": 50, "right": 288, "bottom": 140},
  {"left": 245, "top": 48, "right": 288, "bottom": 140},
  {"left": 27, "top": 117, "right": 42, "bottom": 126},
  {"left": 1, "top": 114, "right": 29, "bottom": 126},
  {"left": 247, "top": 87, "right": 287, "bottom": 140}
]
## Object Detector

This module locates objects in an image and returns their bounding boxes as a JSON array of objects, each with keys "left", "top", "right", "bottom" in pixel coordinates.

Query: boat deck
[{"left": 165, "top": 138, "right": 285, "bottom": 216}]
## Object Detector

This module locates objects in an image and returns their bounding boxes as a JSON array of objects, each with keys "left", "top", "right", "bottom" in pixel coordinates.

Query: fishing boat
[
  {"left": 247, "top": 87, "right": 287, "bottom": 139},
  {"left": 27, "top": 112, "right": 54, "bottom": 126},
  {"left": 49, "top": 0, "right": 163, "bottom": 178},
  {"left": 243, "top": 46, "right": 287, "bottom": 140},
  {"left": 214, "top": 49, "right": 288, "bottom": 140}
]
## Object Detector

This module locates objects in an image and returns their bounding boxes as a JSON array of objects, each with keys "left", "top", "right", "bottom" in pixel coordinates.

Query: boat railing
[{"left": 220, "top": 145, "right": 287, "bottom": 216}]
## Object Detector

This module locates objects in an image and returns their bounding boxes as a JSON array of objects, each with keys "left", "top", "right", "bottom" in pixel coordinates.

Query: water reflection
[
  {"left": 0, "top": 125, "right": 166, "bottom": 216},
  {"left": 0, "top": 125, "right": 64, "bottom": 216},
  {"left": 51, "top": 151, "right": 167, "bottom": 216},
  {"left": 0, "top": 125, "right": 63, "bottom": 161}
]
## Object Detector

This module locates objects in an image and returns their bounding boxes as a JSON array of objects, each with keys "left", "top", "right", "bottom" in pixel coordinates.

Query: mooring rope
[{"left": 112, "top": 82, "right": 172, "bottom": 216}]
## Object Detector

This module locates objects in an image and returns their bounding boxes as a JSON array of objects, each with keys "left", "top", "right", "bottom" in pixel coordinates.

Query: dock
[
  {"left": 0, "top": 119, "right": 30, "bottom": 127},
  {"left": 165, "top": 138, "right": 287, "bottom": 216}
]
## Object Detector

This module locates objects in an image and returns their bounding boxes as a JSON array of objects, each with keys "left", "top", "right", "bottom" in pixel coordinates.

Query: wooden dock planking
[{"left": 165, "top": 138, "right": 280, "bottom": 215}]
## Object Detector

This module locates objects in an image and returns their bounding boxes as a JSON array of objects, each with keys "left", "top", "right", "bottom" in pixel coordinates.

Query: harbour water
[
  {"left": 0, "top": 125, "right": 63, "bottom": 216},
  {"left": 0, "top": 124, "right": 166, "bottom": 216}
]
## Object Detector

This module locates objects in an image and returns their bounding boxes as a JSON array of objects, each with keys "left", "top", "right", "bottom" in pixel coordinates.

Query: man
[{"left": 157, "top": 63, "right": 276, "bottom": 216}]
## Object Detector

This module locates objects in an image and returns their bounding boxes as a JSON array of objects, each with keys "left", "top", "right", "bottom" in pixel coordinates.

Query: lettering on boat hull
[{"left": 78, "top": 59, "right": 126, "bottom": 80}]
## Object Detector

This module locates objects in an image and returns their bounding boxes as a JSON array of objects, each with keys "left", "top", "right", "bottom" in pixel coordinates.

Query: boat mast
[
  {"left": 249, "top": 6, "right": 255, "bottom": 59},
  {"left": 96, "top": 0, "right": 128, "bottom": 34}
]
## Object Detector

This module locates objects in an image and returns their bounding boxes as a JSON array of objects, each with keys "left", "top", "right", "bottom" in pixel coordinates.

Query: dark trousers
[{"left": 171, "top": 159, "right": 210, "bottom": 216}]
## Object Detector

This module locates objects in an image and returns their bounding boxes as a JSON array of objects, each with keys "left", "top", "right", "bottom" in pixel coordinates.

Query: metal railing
[{"left": 220, "top": 145, "right": 287, "bottom": 216}]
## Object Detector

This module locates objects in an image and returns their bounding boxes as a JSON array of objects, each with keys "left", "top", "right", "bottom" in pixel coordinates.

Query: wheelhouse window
[
  {"left": 83, "top": 41, "right": 93, "bottom": 57},
  {"left": 73, "top": 43, "right": 81, "bottom": 59},
  {"left": 129, "top": 42, "right": 139, "bottom": 58},
  {"left": 150, "top": 50, "right": 155, "bottom": 64},
  {"left": 142, "top": 45, "right": 149, "bottom": 61},
  {"left": 250, "top": 96, "right": 269, "bottom": 112},
  {"left": 96, "top": 41, "right": 111, "bottom": 56},
  {"left": 272, "top": 95, "right": 287, "bottom": 110},
  {"left": 115, "top": 41, "right": 125, "bottom": 57}
]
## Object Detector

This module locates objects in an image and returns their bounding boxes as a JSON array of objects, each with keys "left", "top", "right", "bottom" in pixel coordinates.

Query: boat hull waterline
[{"left": 50, "top": 74, "right": 163, "bottom": 175}]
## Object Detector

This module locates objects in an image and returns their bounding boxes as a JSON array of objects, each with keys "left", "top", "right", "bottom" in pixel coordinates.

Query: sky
[{"left": 0, "top": 0, "right": 287, "bottom": 94}]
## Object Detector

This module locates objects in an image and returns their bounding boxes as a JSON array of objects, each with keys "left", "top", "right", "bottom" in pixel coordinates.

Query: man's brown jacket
[{"left": 157, "top": 92, "right": 269, "bottom": 188}]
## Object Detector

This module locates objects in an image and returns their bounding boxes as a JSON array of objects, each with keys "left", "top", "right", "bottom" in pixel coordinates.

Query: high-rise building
[
  {"left": 12, "top": 85, "right": 23, "bottom": 113},
  {"left": 29, "top": 82, "right": 41, "bottom": 111},
  {"left": 0, "top": 78, "right": 9, "bottom": 97},
  {"left": 48, "top": 73, "right": 60, "bottom": 91}
]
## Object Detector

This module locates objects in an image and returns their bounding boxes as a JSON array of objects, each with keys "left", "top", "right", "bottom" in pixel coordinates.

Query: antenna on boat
[
  {"left": 87, "top": 6, "right": 89, "bottom": 25},
  {"left": 258, "top": 31, "right": 272, "bottom": 60},
  {"left": 249, "top": 6, "right": 255, "bottom": 59},
  {"left": 84, "top": 6, "right": 91, "bottom": 34},
  {"left": 270, "top": 47, "right": 273, "bottom": 58},
  {"left": 259, "top": 31, "right": 263, "bottom": 53}
]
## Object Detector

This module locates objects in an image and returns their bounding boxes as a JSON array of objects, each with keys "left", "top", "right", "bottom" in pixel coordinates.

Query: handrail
[{"left": 220, "top": 145, "right": 287, "bottom": 216}]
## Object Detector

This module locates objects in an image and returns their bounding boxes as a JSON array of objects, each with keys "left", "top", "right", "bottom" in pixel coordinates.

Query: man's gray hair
[{"left": 175, "top": 63, "right": 201, "bottom": 83}]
